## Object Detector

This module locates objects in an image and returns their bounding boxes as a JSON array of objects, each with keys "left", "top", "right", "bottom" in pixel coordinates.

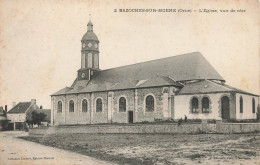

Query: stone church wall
[
  {"left": 91, "top": 92, "right": 108, "bottom": 124},
  {"left": 112, "top": 89, "right": 135, "bottom": 123},
  {"left": 135, "top": 87, "right": 164, "bottom": 122},
  {"left": 52, "top": 90, "right": 258, "bottom": 125},
  {"left": 64, "top": 94, "right": 79, "bottom": 125},
  {"left": 52, "top": 95, "right": 66, "bottom": 125},
  {"left": 77, "top": 93, "right": 91, "bottom": 124}
]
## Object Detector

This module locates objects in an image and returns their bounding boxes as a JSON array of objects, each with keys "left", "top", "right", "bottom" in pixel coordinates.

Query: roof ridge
[
  {"left": 25, "top": 103, "right": 33, "bottom": 113},
  {"left": 208, "top": 80, "right": 233, "bottom": 91}
]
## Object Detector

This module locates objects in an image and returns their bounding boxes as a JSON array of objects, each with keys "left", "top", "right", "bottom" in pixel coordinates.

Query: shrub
[
  {"left": 207, "top": 119, "right": 216, "bottom": 124},
  {"left": 226, "top": 119, "right": 259, "bottom": 123}
]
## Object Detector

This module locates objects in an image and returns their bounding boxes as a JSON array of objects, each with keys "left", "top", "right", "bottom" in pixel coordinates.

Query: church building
[{"left": 51, "top": 21, "right": 259, "bottom": 125}]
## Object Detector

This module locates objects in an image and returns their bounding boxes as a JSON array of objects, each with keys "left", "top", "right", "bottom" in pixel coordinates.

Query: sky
[{"left": 0, "top": 0, "right": 259, "bottom": 110}]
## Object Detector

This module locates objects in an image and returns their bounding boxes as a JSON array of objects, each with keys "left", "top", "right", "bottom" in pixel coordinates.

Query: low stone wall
[
  {"left": 216, "top": 123, "right": 260, "bottom": 133},
  {"left": 28, "top": 122, "right": 260, "bottom": 136},
  {"left": 29, "top": 123, "right": 203, "bottom": 135}
]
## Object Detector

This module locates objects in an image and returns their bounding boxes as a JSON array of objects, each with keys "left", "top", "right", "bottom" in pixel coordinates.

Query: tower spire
[{"left": 87, "top": 15, "right": 93, "bottom": 31}]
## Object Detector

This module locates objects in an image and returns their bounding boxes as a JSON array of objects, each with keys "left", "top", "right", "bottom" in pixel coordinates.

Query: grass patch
[{"left": 19, "top": 133, "right": 260, "bottom": 165}]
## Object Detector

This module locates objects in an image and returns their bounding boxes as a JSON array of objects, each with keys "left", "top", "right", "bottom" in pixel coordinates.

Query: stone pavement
[{"left": 0, "top": 131, "right": 113, "bottom": 165}]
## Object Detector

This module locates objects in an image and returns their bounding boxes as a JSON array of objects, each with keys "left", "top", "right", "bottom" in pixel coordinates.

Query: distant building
[
  {"left": 7, "top": 99, "right": 38, "bottom": 130},
  {"left": 51, "top": 21, "right": 259, "bottom": 125}
]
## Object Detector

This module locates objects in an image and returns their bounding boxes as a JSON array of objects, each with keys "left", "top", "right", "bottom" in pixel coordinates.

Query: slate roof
[
  {"left": 51, "top": 52, "right": 225, "bottom": 96},
  {"left": 52, "top": 75, "right": 183, "bottom": 95},
  {"left": 82, "top": 31, "right": 99, "bottom": 41},
  {"left": 7, "top": 102, "right": 31, "bottom": 114},
  {"left": 34, "top": 109, "right": 51, "bottom": 122},
  {"left": 177, "top": 80, "right": 259, "bottom": 96},
  {"left": 52, "top": 87, "right": 73, "bottom": 95},
  {"left": 89, "top": 52, "right": 224, "bottom": 84}
]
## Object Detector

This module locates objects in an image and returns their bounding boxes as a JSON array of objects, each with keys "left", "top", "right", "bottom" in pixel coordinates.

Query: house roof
[
  {"left": 34, "top": 109, "right": 51, "bottom": 122},
  {"left": 177, "top": 80, "right": 259, "bottom": 96},
  {"left": 51, "top": 52, "right": 225, "bottom": 95},
  {"left": 7, "top": 102, "right": 31, "bottom": 114}
]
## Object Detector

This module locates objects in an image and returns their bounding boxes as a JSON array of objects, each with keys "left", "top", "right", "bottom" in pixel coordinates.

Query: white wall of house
[
  {"left": 235, "top": 93, "right": 258, "bottom": 120},
  {"left": 7, "top": 114, "right": 26, "bottom": 123}
]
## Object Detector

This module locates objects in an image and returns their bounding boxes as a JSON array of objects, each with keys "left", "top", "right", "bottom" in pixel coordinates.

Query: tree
[
  {"left": 26, "top": 111, "right": 46, "bottom": 127},
  {"left": 25, "top": 112, "right": 33, "bottom": 128}
]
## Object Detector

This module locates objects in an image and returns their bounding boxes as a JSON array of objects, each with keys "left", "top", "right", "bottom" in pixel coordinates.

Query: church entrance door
[
  {"left": 128, "top": 111, "right": 133, "bottom": 123},
  {"left": 221, "top": 96, "right": 230, "bottom": 119}
]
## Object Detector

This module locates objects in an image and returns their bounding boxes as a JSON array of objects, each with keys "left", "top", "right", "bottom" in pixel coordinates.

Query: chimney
[
  {"left": 40, "top": 105, "right": 43, "bottom": 109},
  {"left": 12, "top": 102, "right": 16, "bottom": 108},
  {"left": 31, "top": 99, "right": 37, "bottom": 110},
  {"left": 31, "top": 99, "right": 36, "bottom": 104},
  {"left": 4, "top": 105, "right": 7, "bottom": 112}
]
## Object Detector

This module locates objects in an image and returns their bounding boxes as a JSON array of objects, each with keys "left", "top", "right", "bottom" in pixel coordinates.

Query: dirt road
[{"left": 0, "top": 131, "right": 113, "bottom": 165}]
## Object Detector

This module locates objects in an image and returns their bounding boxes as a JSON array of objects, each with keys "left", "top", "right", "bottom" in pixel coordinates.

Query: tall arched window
[
  {"left": 57, "top": 101, "right": 62, "bottom": 113},
  {"left": 82, "top": 99, "right": 88, "bottom": 112},
  {"left": 87, "top": 53, "right": 92, "bottom": 68},
  {"left": 81, "top": 53, "right": 85, "bottom": 68},
  {"left": 96, "top": 98, "right": 102, "bottom": 112},
  {"left": 252, "top": 98, "right": 255, "bottom": 113},
  {"left": 191, "top": 97, "right": 199, "bottom": 113},
  {"left": 119, "top": 97, "right": 126, "bottom": 112},
  {"left": 240, "top": 96, "right": 243, "bottom": 113},
  {"left": 145, "top": 95, "right": 154, "bottom": 112},
  {"left": 94, "top": 54, "right": 98, "bottom": 68},
  {"left": 202, "top": 97, "right": 210, "bottom": 113},
  {"left": 69, "top": 100, "right": 74, "bottom": 112}
]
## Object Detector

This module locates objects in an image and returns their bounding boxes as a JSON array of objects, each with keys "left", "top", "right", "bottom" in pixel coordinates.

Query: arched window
[
  {"left": 191, "top": 97, "right": 199, "bottom": 113},
  {"left": 202, "top": 97, "right": 210, "bottom": 113},
  {"left": 87, "top": 53, "right": 92, "bottom": 68},
  {"left": 81, "top": 53, "right": 85, "bottom": 68},
  {"left": 82, "top": 99, "right": 88, "bottom": 112},
  {"left": 96, "top": 98, "right": 102, "bottom": 112},
  {"left": 94, "top": 54, "right": 98, "bottom": 68},
  {"left": 69, "top": 100, "right": 74, "bottom": 112},
  {"left": 252, "top": 98, "right": 255, "bottom": 113},
  {"left": 240, "top": 96, "right": 243, "bottom": 113},
  {"left": 57, "top": 101, "right": 62, "bottom": 113},
  {"left": 119, "top": 97, "right": 126, "bottom": 112},
  {"left": 145, "top": 95, "right": 154, "bottom": 112}
]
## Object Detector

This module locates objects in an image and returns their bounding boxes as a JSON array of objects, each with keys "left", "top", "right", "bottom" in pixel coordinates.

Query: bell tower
[{"left": 78, "top": 20, "right": 100, "bottom": 81}]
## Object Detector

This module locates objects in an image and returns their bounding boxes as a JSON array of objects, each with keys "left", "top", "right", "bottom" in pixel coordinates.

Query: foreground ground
[
  {"left": 0, "top": 131, "right": 112, "bottom": 165},
  {"left": 20, "top": 132, "right": 260, "bottom": 165}
]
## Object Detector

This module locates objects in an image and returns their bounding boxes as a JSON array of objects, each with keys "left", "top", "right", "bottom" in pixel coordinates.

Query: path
[{"left": 0, "top": 131, "right": 113, "bottom": 165}]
